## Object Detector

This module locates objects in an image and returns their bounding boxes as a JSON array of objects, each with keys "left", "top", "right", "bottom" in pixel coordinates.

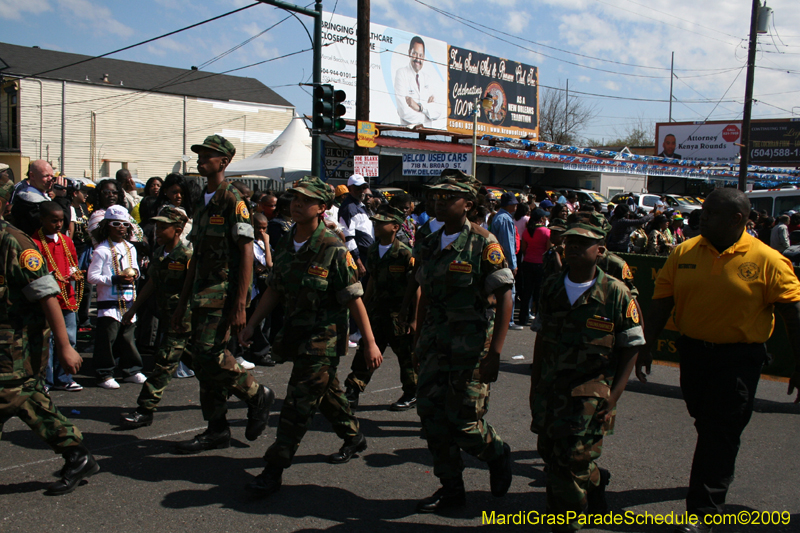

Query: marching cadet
[
  {"left": 171, "top": 135, "right": 273, "bottom": 453},
  {"left": 0, "top": 177, "right": 99, "bottom": 495},
  {"left": 119, "top": 206, "right": 193, "bottom": 428},
  {"left": 239, "top": 176, "right": 382, "bottom": 497},
  {"left": 530, "top": 218, "right": 643, "bottom": 531},
  {"left": 344, "top": 205, "right": 418, "bottom": 411},
  {"left": 413, "top": 170, "right": 514, "bottom": 513}
]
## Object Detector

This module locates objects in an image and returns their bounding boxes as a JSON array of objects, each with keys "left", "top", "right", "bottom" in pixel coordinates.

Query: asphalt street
[{"left": 1, "top": 328, "right": 799, "bottom": 533}]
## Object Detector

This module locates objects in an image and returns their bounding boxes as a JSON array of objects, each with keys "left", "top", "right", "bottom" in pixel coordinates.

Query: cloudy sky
[{"left": 2, "top": 0, "right": 798, "bottom": 144}]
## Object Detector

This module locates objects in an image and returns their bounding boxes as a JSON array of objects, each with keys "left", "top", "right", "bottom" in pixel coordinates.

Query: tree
[
  {"left": 538, "top": 82, "right": 598, "bottom": 145},
  {"left": 587, "top": 113, "right": 655, "bottom": 147}
]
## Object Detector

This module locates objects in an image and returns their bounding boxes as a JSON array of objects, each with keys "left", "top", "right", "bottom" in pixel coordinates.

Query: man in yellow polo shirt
[{"left": 636, "top": 188, "right": 800, "bottom": 533}]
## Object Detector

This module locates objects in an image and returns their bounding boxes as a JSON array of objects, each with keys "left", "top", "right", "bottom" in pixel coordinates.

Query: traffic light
[{"left": 313, "top": 84, "right": 347, "bottom": 133}]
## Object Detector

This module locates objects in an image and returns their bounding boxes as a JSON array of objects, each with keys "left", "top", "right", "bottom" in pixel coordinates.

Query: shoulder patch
[
  {"left": 236, "top": 201, "right": 250, "bottom": 220},
  {"left": 0, "top": 275, "right": 4, "bottom": 284},
  {"left": 409, "top": 257, "right": 415, "bottom": 267},
  {"left": 482, "top": 243, "right": 505, "bottom": 265},
  {"left": 20, "top": 249, "right": 44, "bottom": 272},
  {"left": 626, "top": 300, "right": 640, "bottom": 324},
  {"left": 346, "top": 252, "right": 358, "bottom": 270},
  {"left": 622, "top": 263, "right": 633, "bottom": 280}
]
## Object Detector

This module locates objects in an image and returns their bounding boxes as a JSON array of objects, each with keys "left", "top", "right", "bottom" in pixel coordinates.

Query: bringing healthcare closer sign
[{"left": 320, "top": 12, "right": 539, "bottom": 140}]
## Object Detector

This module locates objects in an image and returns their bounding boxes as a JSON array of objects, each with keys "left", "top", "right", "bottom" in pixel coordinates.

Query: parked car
[
  {"left": 663, "top": 194, "right": 702, "bottom": 213},
  {"left": 609, "top": 193, "right": 662, "bottom": 213}
]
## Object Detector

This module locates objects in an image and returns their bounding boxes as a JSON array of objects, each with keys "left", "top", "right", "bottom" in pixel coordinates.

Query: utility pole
[
  {"left": 354, "top": 0, "right": 370, "bottom": 159},
  {"left": 738, "top": 0, "right": 761, "bottom": 192},
  {"left": 669, "top": 52, "right": 674, "bottom": 122},
  {"left": 564, "top": 79, "right": 569, "bottom": 143}
]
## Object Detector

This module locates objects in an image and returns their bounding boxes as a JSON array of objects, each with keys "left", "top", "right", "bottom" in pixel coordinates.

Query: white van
[{"left": 746, "top": 188, "right": 800, "bottom": 217}]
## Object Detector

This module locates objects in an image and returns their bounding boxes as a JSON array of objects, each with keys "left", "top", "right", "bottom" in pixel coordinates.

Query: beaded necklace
[
  {"left": 108, "top": 238, "right": 136, "bottom": 314},
  {"left": 37, "top": 229, "right": 83, "bottom": 311}
]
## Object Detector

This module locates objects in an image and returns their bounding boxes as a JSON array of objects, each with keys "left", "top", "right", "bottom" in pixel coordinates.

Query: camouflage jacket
[
  {"left": 0, "top": 220, "right": 60, "bottom": 382},
  {"left": 268, "top": 222, "right": 363, "bottom": 362},
  {"left": 188, "top": 181, "right": 254, "bottom": 309},
  {"left": 147, "top": 241, "right": 193, "bottom": 328},
  {"left": 415, "top": 221, "right": 514, "bottom": 370},
  {"left": 597, "top": 249, "right": 639, "bottom": 299},
  {"left": 365, "top": 238, "right": 414, "bottom": 319},
  {"left": 530, "top": 268, "right": 645, "bottom": 437}
]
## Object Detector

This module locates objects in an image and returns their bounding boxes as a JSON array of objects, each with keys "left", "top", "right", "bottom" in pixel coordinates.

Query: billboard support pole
[
  {"left": 738, "top": 0, "right": 761, "bottom": 192},
  {"left": 355, "top": 0, "right": 371, "bottom": 162},
  {"left": 669, "top": 52, "right": 674, "bottom": 123}
]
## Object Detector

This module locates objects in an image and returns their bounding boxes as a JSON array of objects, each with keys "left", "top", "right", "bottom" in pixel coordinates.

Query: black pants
[
  {"left": 93, "top": 317, "right": 143, "bottom": 380},
  {"left": 517, "top": 262, "right": 544, "bottom": 325},
  {"left": 677, "top": 336, "right": 766, "bottom": 518}
]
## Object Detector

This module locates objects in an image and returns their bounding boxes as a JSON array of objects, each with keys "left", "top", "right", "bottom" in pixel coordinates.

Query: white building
[{"left": 0, "top": 42, "right": 294, "bottom": 181}]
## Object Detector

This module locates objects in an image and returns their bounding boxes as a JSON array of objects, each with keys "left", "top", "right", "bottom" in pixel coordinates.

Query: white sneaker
[
  {"left": 236, "top": 356, "right": 255, "bottom": 370},
  {"left": 348, "top": 341, "right": 358, "bottom": 348},
  {"left": 349, "top": 331, "right": 362, "bottom": 343},
  {"left": 98, "top": 378, "right": 120, "bottom": 389},
  {"left": 123, "top": 373, "right": 147, "bottom": 384}
]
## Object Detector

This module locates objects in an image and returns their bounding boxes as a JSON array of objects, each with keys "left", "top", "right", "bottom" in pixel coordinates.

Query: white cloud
[
  {"left": 56, "top": 0, "right": 134, "bottom": 38},
  {"left": 0, "top": 0, "right": 49, "bottom": 20}
]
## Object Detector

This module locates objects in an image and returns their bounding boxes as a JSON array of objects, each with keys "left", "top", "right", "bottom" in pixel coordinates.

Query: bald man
[{"left": 11, "top": 160, "right": 54, "bottom": 204}]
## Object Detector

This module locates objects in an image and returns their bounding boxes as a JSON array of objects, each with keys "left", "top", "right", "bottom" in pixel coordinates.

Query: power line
[{"left": 616, "top": 0, "right": 743, "bottom": 40}]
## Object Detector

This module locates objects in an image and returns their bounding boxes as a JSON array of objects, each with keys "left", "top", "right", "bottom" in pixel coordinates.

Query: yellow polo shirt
[{"left": 653, "top": 231, "right": 800, "bottom": 344}]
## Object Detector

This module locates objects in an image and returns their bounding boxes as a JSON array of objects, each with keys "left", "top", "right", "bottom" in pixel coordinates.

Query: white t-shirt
[
  {"left": 204, "top": 191, "right": 215, "bottom": 206},
  {"left": 87, "top": 240, "right": 139, "bottom": 322},
  {"left": 440, "top": 231, "right": 461, "bottom": 250},
  {"left": 378, "top": 243, "right": 392, "bottom": 258},
  {"left": 293, "top": 239, "right": 307, "bottom": 252},
  {"left": 564, "top": 276, "right": 597, "bottom": 305},
  {"left": 428, "top": 218, "right": 444, "bottom": 233}
]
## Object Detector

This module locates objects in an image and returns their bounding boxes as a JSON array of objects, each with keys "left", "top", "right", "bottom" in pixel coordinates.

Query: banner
[
  {"left": 402, "top": 153, "right": 472, "bottom": 176},
  {"left": 447, "top": 46, "right": 539, "bottom": 139},
  {"left": 750, "top": 120, "right": 800, "bottom": 165},
  {"left": 321, "top": 13, "right": 538, "bottom": 139}
]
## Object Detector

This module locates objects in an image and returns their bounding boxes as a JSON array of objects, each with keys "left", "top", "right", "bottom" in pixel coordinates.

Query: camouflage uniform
[
  {"left": 597, "top": 249, "right": 639, "bottom": 299},
  {"left": 187, "top": 164, "right": 260, "bottom": 424},
  {"left": 0, "top": 220, "right": 83, "bottom": 453},
  {"left": 415, "top": 214, "right": 514, "bottom": 481},
  {"left": 530, "top": 222, "right": 645, "bottom": 531},
  {"left": 263, "top": 180, "right": 364, "bottom": 469},
  {"left": 345, "top": 210, "right": 417, "bottom": 396},
  {"left": 136, "top": 217, "right": 194, "bottom": 413}
]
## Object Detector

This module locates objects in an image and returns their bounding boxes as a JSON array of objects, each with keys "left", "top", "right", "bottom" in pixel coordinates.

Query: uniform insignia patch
[
  {"left": 0, "top": 275, "right": 4, "bottom": 284},
  {"left": 346, "top": 252, "right": 357, "bottom": 270},
  {"left": 210, "top": 216, "right": 225, "bottom": 225},
  {"left": 622, "top": 263, "right": 633, "bottom": 280},
  {"left": 389, "top": 265, "right": 406, "bottom": 273},
  {"left": 483, "top": 243, "right": 505, "bottom": 265},
  {"left": 449, "top": 261, "right": 472, "bottom": 273},
  {"left": 409, "top": 257, "right": 415, "bottom": 267},
  {"left": 168, "top": 262, "right": 186, "bottom": 271},
  {"left": 236, "top": 201, "right": 250, "bottom": 220},
  {"left": 308, "top": 265, "right": 329, "bottom": 278},
  {"left": 586, "top": 318, "right": 614, "bottom": 332},
  {"left": 626, "top": 300, "right": 640, "bottom": 324},
  {"left": 20, "top": 249, "right": 44, "bottom": 272},
  {"left": 737, "top": 262, "right": 759, "bottom": 281}
]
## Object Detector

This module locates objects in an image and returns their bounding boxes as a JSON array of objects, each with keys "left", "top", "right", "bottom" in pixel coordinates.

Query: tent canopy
[{"left": 225, "top": 116, "right": 311, "bottom": 181}]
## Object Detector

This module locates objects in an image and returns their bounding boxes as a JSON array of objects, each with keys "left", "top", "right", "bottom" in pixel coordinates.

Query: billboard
[
  {"left": 750, "top": 120, "right": 800, "bottom": 166},
  {"left": 321, "top": 13, "right": 538, "bottom": 139}
]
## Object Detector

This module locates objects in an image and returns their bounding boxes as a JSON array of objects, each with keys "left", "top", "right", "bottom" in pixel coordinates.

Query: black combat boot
[
  {"left": 389, "top": 392, "right": 417, "bottom": 411},
  {"left": 246, "top": 464, "right": 283, "bottom": 497},
  {"left": 345, "top": 387, "right": 360, "bottom": 408},
  {"left": 174, "top": 424, "right": 231, "bottom": 454},
  {"left": 587, "top": 468, "right": 611, "bottom": 514},
  {"left": 119, "top": 409, "right": 154, "bottom": 429},
  {"left": 328, "top": 432, "right": 367, "bottom": 464},
  {"left": 245, "top": 385, "right": 275, "bottom": 441},
  {"left": 487, "top": 442, "right": 513, "bottom": 497},
  {"left": 45, "top": 444, "right": 100, "bottom": 495},
  {"left": 416, "top": 477, "right": 467, "bottom": 513}
]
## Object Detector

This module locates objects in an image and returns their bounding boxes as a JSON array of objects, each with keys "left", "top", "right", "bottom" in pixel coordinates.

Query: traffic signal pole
[{"left": 256, "top": 0, "right": 323, "bottom": 177}]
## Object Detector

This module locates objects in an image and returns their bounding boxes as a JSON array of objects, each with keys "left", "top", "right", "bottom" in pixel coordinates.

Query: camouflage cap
[
  {"left": 288, "top": 176, "right": 334, "bottom": 207},
  {"left": 563, "top": 211, "right": 609, "bottom": 240},
  {"left": 152, "top": 205, "right": 189, "bottom": 225},
  {"left": 548, "top": 218, "right": 568, "bottom": 233},
  {"left": 191, "top": 134, "right": 236, "bottom": 158},
  {"left": 428, "top": 169, "right": 481, "bottom": 198},
  {"left": 370, "top": 205, "right": 405, "bottom": 226}
]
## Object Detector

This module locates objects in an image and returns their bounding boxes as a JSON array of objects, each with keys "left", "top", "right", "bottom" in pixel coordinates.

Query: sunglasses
[
  {"left": 432, "top": 193, "right": 466, "bottom": 201},
  {"left": 108, "top": 221, "right": 131, "bottom": 228}
]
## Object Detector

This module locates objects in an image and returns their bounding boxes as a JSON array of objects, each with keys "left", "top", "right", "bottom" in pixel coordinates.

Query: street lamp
[{"left": 472, "top": 94, "right": 495, "bottom": 177}]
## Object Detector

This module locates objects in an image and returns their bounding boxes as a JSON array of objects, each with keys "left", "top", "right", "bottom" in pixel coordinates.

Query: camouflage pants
[
  {"left": 264, "top": 354, "right": 359, "bottom": 469},
  {"left": 0, "top": 377, "right": 82, "bottom": 454},
  {"left": 345, "top": 314, "right": 417, "bottom": 395},
  {"left": 191, "top": 307, "right": 260, "bottom": 423},
  {"left": 136, "top": 331, "right": 193, "bottom": 413},
  {"left": 537, "top": 430, "right": 604, "bottom": 532},
  {"left": 416, "top": 366, "right": 505, "bottom": 481}
]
